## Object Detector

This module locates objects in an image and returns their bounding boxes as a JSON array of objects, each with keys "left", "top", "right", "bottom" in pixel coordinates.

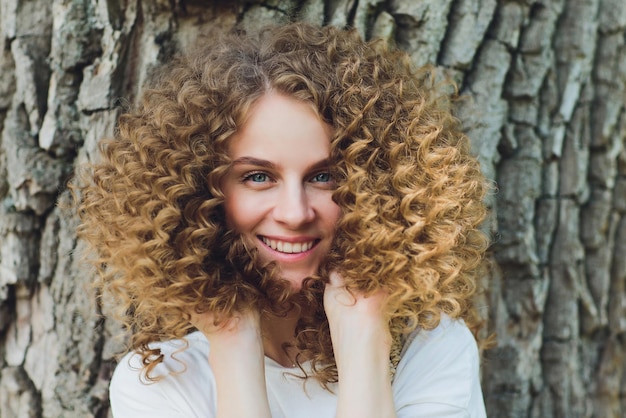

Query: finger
[
  {"left": 328, "top": 270, "right": 345, "bottom": 287},
  {"left": 325, "top": 272, "right": 356, "bottom": 307}
]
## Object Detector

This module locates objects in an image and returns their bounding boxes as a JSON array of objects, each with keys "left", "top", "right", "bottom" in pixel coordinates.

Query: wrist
[
  {"left": 334, "top": 332, "right": 396, "bottom": 418},
  {"left": 334, "top": 327, "right": 392, "bottom": 375},
  {"left": 331, "top": 318, "right": 391, "bottom": 356}
]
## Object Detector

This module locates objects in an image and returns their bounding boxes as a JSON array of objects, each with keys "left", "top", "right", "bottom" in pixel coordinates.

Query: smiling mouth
[{"left": 259, "top": 236, "right": 319, "bottom": 254}]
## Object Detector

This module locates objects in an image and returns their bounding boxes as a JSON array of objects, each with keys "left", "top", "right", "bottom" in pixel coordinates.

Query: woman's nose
[{"left": 272, "top": 184, "right": 315, "bottom": 228}]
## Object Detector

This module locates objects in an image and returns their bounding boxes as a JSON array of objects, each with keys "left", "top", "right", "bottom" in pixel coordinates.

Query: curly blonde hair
[{"left": 75, "top": 22, "right": 489, "bottom": 386}]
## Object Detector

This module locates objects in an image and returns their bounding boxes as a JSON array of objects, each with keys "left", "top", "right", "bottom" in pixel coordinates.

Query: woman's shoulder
[
  {"left": 392, "top": 315, "right": 486, "bottom": 417},
  {"left": 114, "top": 331, "right": 210, "bottom": 379},
  {"left": 110, "top": 332, "right": 215, "bottom": 417},
  {"left": 404, "top": 314, "right": 476, "bottom": 351},
  {"left": 398, "top": 314, "right": 479, "bottom": 373}
]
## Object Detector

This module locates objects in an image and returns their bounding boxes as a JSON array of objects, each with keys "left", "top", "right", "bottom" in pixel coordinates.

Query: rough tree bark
[{"left": 0, "top": 1, "right": 624, "bottom": 417}]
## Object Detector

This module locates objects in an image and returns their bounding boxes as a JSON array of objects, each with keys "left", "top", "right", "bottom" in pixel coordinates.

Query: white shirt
[{"left": 110, "top": 315, "right": 486, "bottom": 417}]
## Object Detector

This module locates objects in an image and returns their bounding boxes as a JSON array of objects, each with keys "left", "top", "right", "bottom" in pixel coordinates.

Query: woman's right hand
[
  {"left": 189, "top": 309, "right": 272, "bottom": 418},
  {"left": 190, "top": 309, "right": 263, "bottom": 352}
]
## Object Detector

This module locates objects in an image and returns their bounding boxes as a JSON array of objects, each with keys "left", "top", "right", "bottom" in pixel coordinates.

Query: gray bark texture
[{"left": 0, "top": 0, "right": 624, "bottom": 417}]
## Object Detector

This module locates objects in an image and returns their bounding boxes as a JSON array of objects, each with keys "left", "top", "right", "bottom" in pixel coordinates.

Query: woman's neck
[{"left": 260, "top": 308, "right": 302, "bottom": 368}]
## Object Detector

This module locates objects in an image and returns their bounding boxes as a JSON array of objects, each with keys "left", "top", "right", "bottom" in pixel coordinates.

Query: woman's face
[{"left": 222, "top": 93, "right": 341, "bottom": 290}]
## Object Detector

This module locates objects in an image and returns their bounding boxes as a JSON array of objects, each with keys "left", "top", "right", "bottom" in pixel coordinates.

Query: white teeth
[{"left": 261, "top": 237, "right": 315, "bottom": 254}]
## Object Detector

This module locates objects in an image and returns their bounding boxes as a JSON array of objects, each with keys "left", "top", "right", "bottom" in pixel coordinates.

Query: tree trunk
[{"left": 0, "top": 1, "right": 624, "bottom": 417}]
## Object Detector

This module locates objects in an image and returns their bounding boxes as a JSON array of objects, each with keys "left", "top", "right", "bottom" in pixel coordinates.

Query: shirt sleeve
[
  {"left": 392, "top": 316, "right": 487, "bottom": 418},
  {"left": 109, "top": 333, "right": 216, "bottom": 418}
]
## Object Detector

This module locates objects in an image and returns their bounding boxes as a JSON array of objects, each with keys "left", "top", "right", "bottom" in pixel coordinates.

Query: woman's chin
[
  {"left": 285, "top": 278, "right": 304, "bottom": 293},
  {"left": 282, "top": 272, "right": 315, "bottom": 293}
]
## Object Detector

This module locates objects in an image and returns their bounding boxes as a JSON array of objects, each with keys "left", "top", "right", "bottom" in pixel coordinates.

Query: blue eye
[
  {"left": 311, "top": 172, "right": 331, "bottom": 182},
  {"left": 245, "top": 172, "right": 269, "bottom": 182}
]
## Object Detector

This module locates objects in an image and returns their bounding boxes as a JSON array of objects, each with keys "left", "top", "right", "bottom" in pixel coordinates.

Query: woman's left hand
[
  {"left": 323, "top": 272, "right": 397, "bottom": 418},
  {"left": 324, "top": 271, "right": 392, "bottom": 351}
]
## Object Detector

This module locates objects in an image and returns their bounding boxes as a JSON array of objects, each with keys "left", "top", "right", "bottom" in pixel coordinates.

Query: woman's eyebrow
[
  {"left": 308, "top": 159, "right": 332, "bottom": 171},
  {"left": 232, "top": 157, "right": 332, "bottom": 171},
  {"left": 231, "top": 157, "right": 276, "bottom": 168}
]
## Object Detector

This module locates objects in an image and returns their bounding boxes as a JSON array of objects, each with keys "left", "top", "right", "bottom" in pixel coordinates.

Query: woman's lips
[{"left": 259, "top": 236, "right": 319, "bottom": 254}]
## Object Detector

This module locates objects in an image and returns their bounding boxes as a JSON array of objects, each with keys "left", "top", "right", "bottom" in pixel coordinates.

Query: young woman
[{"left": 76, "top": 22, "right": 489, "bottom": 418}]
